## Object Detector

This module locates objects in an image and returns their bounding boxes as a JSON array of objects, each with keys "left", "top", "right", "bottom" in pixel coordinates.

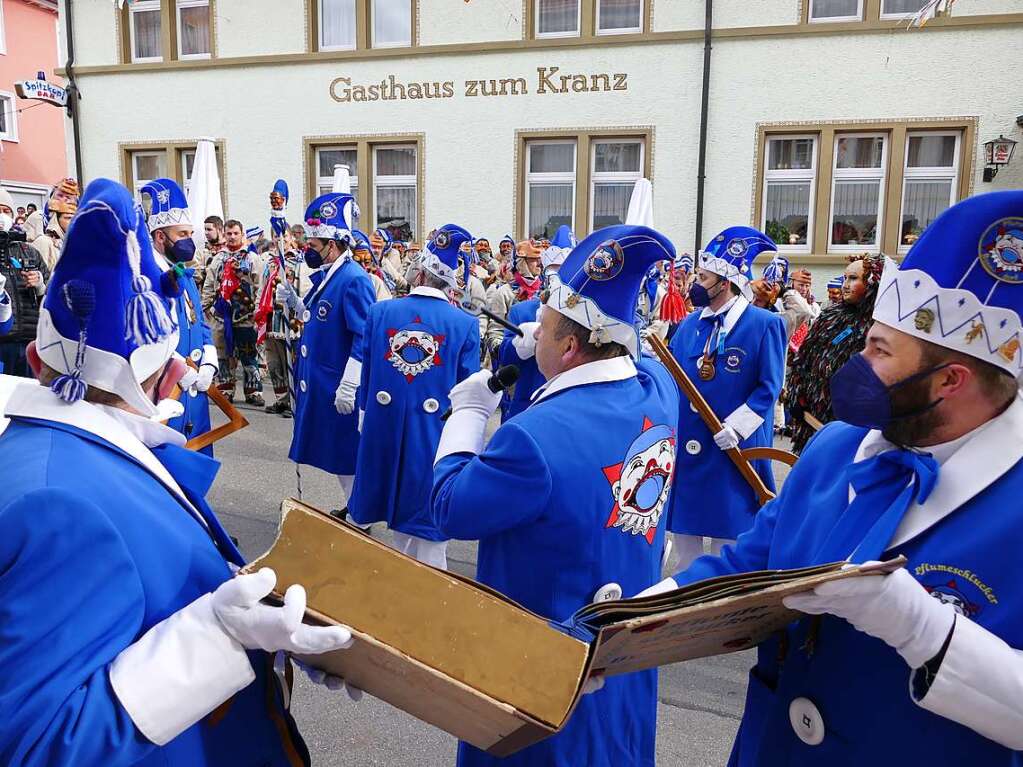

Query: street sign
[{"left": 15, "top": 79, "right": 68, "bottom": 108}]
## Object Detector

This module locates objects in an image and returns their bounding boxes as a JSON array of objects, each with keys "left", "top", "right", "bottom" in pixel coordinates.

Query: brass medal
[{"left": 698, "top": 357, "right": 716, "bottom": 381}]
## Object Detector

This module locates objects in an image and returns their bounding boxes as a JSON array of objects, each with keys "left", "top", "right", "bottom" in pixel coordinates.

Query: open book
[{"left": 247, "top": 499, "right": 904, "bottom": 756}]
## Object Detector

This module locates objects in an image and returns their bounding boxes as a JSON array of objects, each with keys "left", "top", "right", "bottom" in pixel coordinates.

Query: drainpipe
[
  {"left": 64, "top": 0, "right": 85, "bottom": 182},
  {"left": 693, "top": 0, "right": 712, "bottom": 255}
]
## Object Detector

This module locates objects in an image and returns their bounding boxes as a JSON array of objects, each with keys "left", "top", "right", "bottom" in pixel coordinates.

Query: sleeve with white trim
[{"left": 723, "top": 313, "right": 786, "bottom": 440}]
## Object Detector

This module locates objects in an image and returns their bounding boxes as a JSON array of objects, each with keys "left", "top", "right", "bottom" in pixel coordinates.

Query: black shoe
[
  {"left": 245, "top": 393, "right": 265, "bottom": 407},
  {"left": 330, "top": 508, "right": 349, "bottom": 521},
  {"left": 265, "top": 398, "right": 288, "bottom": 414}
]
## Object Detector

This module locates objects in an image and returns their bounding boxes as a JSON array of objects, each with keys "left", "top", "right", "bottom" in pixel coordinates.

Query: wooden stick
[
  {"left": 803, "top": 411, "right": 825, "bottom": 432},
  {"left": 647, "top": 334, "right": 776, "bottom": 507},
  {"left": 169, "top": 361, "right": 250, "bottom": 452}
]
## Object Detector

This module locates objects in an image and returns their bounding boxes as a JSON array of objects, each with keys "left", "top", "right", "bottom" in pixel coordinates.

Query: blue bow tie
[{"left": 815, "top": 448, "right": 939, "bottom": 564}]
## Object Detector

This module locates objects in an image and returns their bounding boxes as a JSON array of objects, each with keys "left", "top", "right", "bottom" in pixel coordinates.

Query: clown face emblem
[
  {"left": 319, "top": 201, "right": 338, "bottom": 220},
  {"left": 979, "top": 218, "right": 1023, "bottom": 284},
  {"left": 385, "top": 318, "right": 445, "bottom": 382},
  {"left": 603, "top": 419, "right": 676, "bottom": 543}
]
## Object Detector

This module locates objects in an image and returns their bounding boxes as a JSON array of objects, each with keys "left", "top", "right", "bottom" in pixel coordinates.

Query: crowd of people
[{"left": 1, "top": 171, "right": 1022, "bottom": 767}]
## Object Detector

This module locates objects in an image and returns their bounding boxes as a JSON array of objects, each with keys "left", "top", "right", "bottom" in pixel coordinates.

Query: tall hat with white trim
[
  {"left": 303, "top": 192, "right": 358, "bottom": 244},
  {"left": 873, "top": 190, "right": 1023, "bottom": 377},
  {"left": 827, "top": 275, "right": 845, "bottom": 290},
  {"left": 541, "top": 224, "right": 576, "bottom": 272},
  {"left": 36, "top": 178, "right": 181, "bottom": 416},
  {"left": 139, "top": 178, "right": 192, "bottom": 233},
  {"left": 419, "top": 224, "right": 473, "bottom": 291},
  {"left": 699, "top": 226, "right": 777, "bottom": 301},
  {"left": 762, "top": 253, "right": 790, "bottom": 284},
  {"left": 546, "top": 224, "right": 676, "bottom": 360}
]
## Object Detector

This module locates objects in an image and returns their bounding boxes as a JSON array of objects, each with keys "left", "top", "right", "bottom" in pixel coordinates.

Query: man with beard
[
  {"left": 196, "top": 215, "right": 224, "bottom": 292},
  {"left": 640, "top": 190, "right": 1023, "bottom": 766},
  {"left": 432, "top": 225, "right": 680, "bottom": 767},
  {"left": 348, "top": 225, "right": 480, "bottom": 568},
  {"left": 786, "top": 253, "right": 885, "bottom": 452}
]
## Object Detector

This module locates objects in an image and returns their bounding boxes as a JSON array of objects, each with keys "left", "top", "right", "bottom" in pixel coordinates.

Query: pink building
[{"left": 0, "top": 0, "right": 67, "bottom": 212}]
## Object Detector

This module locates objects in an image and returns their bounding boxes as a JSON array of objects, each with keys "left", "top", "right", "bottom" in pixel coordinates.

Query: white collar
[
  {"left": 93, "top": 403, "right": 187, "bottom": 449},
  {"left": 3, "top": 383, "right": 204, "bottom": 524},
  {"left": 410, "top": 286, "right": 449, "bottom": 301},
  {"left": 307, "top": 254, "right": 349, "bottom": 301},
  {"left": 530, "top": 356, "right": 636, "bottom": 406},
  {"left": 698, "top": 296, "right": 748, "bottom": 332},
  {"left": 851, "top": 395, "right": 1023, "bottom": 550}
]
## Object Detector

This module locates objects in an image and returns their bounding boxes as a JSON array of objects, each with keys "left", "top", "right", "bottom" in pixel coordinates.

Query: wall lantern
[{"left": 983, "top": 135, "right": 1017, "bottom": 182}]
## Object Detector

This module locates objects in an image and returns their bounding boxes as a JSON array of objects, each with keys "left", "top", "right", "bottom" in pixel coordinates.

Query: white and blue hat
[
  {"left": 762, "top": 254, "right": 790, "bottom": 284},
  {"left": 37, "top": 178, "right": 181, "bottom": 417},
  {"left": 541, "top": 224, "right": 576, "bottom": 272},
  {"left": 699, "top": 226, "right": 777, "bottom": 301},
  {"left": 303, "top": 192, "right": 358, "bottom": 244},
  {"left": 873, "top": 190, "right": 1023, "bottom": 377},
  {"left": 827, "top": 275, "right": 845, "bottom": 290},
  {"left": 139, "top": 177, "right": 192, "bottom": 233},
  {"left": 270, "top": 179, "right": 289, "bottom": 237},
  {"left": 673, "top": 253, "right": 694, "bottom": 274},
  {"left": 546, "top": 224, "right": 675, "bottom": 360},
  {"left": 420, "top": 224, "right": 473, "bottom": 290}
]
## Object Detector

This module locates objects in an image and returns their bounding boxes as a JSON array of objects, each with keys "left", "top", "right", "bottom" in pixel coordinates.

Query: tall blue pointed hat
[
  {"left": 351, "top": 229, "right": 372, "bottom": 253},
  {"left": 547, "top": 224, "right": 675, "bottom": 360},
  {"left": 541, "top": 224, "right": 577, "bottom": 272},
  {"left": 419, "top": 223, "right": 473, "bottom": 290},
  {"left": 270, "top": 179, "right": 289, "bottom": 237},
  {"left": 762, "top": 253, "right": 790, "bottom": 284},
  {"left": 37, "top": 178, "right": 180, "bottom": 417},
  {"left": 873, "top": 190, "right": 1023, "bottom": 377},
  {"left": 139, "top": 177, "right": 191, "bottom": 233},
  {"left": 827, "top": 274, "right": 845, "bottom": 290},
  {"left": 303, "top": 191, "right": 357, "bottom": 244},
  {"left": 699, "top": 226, "right": 777, "bottom": 300}
]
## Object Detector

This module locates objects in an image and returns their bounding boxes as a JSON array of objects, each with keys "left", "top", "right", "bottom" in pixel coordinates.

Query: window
[
  {"left": 316, "top": 146, "right": 359, "bottom": 198},
  {"left": 177, "top": 0, "right": 211, "bottom": 59},
  {"left": 373, "top": 145, "right": 417, "bottom": 242},
  {"left": 130, "top": 0, "right": 163, "bottom": 62},
  {"left": 829, "top": 133, "right": 887, "bottom": 251},
  {"left": 881, "top": 0, "right": 929, "bottom": 19},
  {"left": 762, "top": 136, "right": 817, "bottom": 251},
  {"left": 372, "top": 0, "right": 411, "bottom": 48},
  {"left": 808, "top": 0, "right": 862, "bottom": 22},
  {"left": 320, "top": 0, "right": 357, "bottom": 50},
  {"left": 536, "top": 0, "right": 580, "bottom": 38},
  {"left": 597, "top": 0, "right": 642, "bottom": 34},
  {"left": 0, "top": 0, "right": 6, "bottom": 55},
  {"left": 0, "top": 92, "right": 17, "bottom": 142},
  {"left": 130, "top": 151, "right": 167, "bottom": 194},
  {"left": 525, "top": 141, "right": 577, "bottom": 239},
  {"left": 899, "top": 131, "right": 960, "bottom": 250},
  {"left": 125, "top": 142, "right": 226, "bottom": 207},
  {"left": 590, "top": 140, "right": 643, "bottom": 229}
]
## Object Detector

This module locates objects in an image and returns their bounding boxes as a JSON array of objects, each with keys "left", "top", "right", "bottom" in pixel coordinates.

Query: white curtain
[
  {"left": 528, "top": 184, "right": 573, "bottom": 239},
  {"left": 538, "top": 0, "right": 578, "bottom": 34},
  {"left": 321, "top": 0, "right": 356, "bottom": 48},
  {"left": 811, "top": 0, "right": 858, "bottom": 17},
  {"left": 832, "top": 180, "right": 880, "bottom": 244},
  {"left": 132, "top": 9, "right": 162, "bottom": 59},
  {"left": 902, "top": 180, "right": 952, "bottom": 238},
  {"left": 373, "top": 0, "right": 411, "bottom": 45},
  {"left": 179, "top": 5, "right": 210, "bottom": 56},
  {"left": 885, "top": 0, "right": 927, "bottom": 13},
  {"left": 765, "top": 181, "right": 811, "bottom": 244},
  {"left": 376, "top": 186, "right": 416, "bottom": 240},
  {"left": 599, "top": 0, "right": 640, "bottom": 30},
  {"left": 593, "top": 183, "right": 633, "bottom": 229}
]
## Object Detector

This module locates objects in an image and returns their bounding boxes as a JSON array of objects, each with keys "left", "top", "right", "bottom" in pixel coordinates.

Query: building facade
[
  {"left": 60, "top": 0, "right": 1023, "bottom": 282},
  {"left": 1, "top": 0, "right": 67, "bottom": 210}
]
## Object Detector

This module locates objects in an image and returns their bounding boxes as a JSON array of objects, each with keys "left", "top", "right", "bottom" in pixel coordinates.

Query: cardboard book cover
[{"left": 247, "top": 499, "right": 904, "bottom": 756}]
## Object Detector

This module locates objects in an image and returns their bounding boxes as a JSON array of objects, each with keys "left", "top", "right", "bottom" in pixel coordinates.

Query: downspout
[
  {"left": 64, "top": 0, "right": 85, "bottom": 182},
  {"left": 693, "top": 0, "right": 712, "bottom": 255}
]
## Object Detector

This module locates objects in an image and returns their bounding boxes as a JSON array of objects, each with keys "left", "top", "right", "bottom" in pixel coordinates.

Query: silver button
[
  {"left": 299, "top": 380, "right": 307, "bottom": 393},
  {"left": 685, "top": 439, "right": 701, "bottom": 455},
  {"left": 593, "top": 583, "right": 622, "bottom": 603},
  {"left": 690, "top": 402, "right": 698, "bottom": 413},
  {"left": 189, "top": 348, "right": 203, "bottom": 362},
  {"left": 789, "top": 697, "right": 825, "bottom": 746},
  {"left": 376, "top": 391, "right": 392, "bottom": 406},
  {"left": 302, "top": 310, "right": 311, "bottom": 322},
  {"left": 423, "top": 398, "right": 439, "bottom": 414},
  {"left": 301, "top": 344, "right": 308, "bottom": 358}
]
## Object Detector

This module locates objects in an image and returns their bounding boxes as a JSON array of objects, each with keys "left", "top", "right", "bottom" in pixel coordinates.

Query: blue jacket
[
  {"left": 665, "top": 298, "right": 785, "bottom": 538},
  {"left": 289, "top": 257, "right": 376, "bottom": 475},
  {"left": 349, "top": 287, "right": 480, "bottom": 539},
  {"left": 0, "top": 386, "right": 305, "bottom": 767},
  {"left": 166, "top": 266, "right": 215, "bottom": 455},
  {"left": 497, "top": 297, "right": 545, "bottom": 421},
  {"left": 673, "top": 407, "right": 1023, "bottom": 766},
  {"left": 432, "top": 356, "right": 679, "bottom": 767}
]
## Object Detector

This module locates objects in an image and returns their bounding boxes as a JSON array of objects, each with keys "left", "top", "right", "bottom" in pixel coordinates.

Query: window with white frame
[
  {"left": 899, "top": 131, "right": 960, "bottom": 250},
  {"left": 808, "top": 0, "right": 862, "bottom": 22},
  {"left": 130, "top": 0, "right": 163, "bottom": 62},
  {"left": 880, "top": 0, "right": 929, "bottom": 19},
  {"left": 597, "top": 0, "right": 642, "bottom": 34},
  {"left": 0, "top": 92, "right": 17, "bottom": 142},
  {"left": 177, "top": 0, "right": 211, "bottom": 59},
  {"left": 130, "top": 151, "right": 167, "bottom": 195},
  {"left": 525, "top": 140, "right": 576, "bottom": 239},
  {"left": 182, "top": 149, "right": 196, "bottom": 195},
  {"left": 373, "top": 145, "right": 417, "bottom": 242},
  {"left": 0, "top": 0, "right": 7, "bottom": 56},
  {"left": 316, "top": 146, "right": 359, "bottom": 198},
  {"left": 320, "top": 0, "right": 357, "bottom": 50},
  {"left": 829, "top": 133, "right": 887, "bottom": 251},
  {"left": 762, "top": 135, "right": 817, "bottom": 251},
  {"left": 536, "top": 0, "right": 580, "bottom": 38},
  {"left": 591, "top": 139, "right": 643, "bottom": 230},
  {"left": 372, "top": 0, "right": 411, "bottom": 47}
]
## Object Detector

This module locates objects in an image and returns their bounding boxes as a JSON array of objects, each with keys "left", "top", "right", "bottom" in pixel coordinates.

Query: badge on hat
[
  {"left": 139, "top": 178, "right": 192, "bottom": 233},
  {"left": 699, "top": 226, "right": 777, "bottom": 301}
]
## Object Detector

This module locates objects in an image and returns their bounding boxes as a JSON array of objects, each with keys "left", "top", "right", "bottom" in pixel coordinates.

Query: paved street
[{"left": 209, "top": 395, "right": 772, "bottom": 766}]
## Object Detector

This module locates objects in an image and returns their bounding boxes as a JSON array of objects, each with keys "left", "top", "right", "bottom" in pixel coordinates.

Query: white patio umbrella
[{"left": 187, "top": 136, "right": 224, "bottom": 252}]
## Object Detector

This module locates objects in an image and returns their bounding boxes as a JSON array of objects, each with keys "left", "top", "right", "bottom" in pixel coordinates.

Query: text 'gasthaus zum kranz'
[{"left": 330, "top": 67, "right": 629, "bottom": 103}]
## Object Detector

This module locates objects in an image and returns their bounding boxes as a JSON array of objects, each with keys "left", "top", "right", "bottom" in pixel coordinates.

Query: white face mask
[{"left": 0, "top": 213, "right": 13, "bottom": 233}]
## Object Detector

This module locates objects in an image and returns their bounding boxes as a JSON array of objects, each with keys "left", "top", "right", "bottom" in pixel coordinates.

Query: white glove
[
  {"left": 447, "top": 369, "right": 502, "bottom": 418},
  {"left": 211, "top": 568, "right": 354, "bottom": 655},
  {"left": 178, "top": 364, "right": 199, "bottom": 392},
  {"left": 275, "top": 281, "right": 305, "bottom": 315},
  {"left": 434, "top": 370, "right": 503, "bottom": 463},
  {"left": 295, "top": 659, "right": 363, "bottom": 702},
  {"left": 196, "top": 343, "right": 218, "bottom": 393},
  {"left": 783, "top": 567, "right": 956, "bottom": 669},
  {"left": 334, "top": 358, "right": 362, "bottom": 415},
  {"left": 713, "top": 425, "right": 740, "bottom": 451},
  {"left": 512, "top": 322, "right": 539, "bottom": 360}
]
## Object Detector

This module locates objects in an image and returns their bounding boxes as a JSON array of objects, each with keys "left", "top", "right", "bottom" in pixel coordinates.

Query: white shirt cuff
[
  {"left": 435, "top": 409, "right": 490, "bottom": 464},
  {"left": 201, "top": 343, "right": 218, "bottom": 370},
  {"left": 724, "top": 403, "right": 764, "bottom": 440}
]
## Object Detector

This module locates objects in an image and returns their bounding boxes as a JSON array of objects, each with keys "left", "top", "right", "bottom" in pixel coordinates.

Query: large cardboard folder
[{"left": 248, "top": 499, "right": 903, "bottom": 756}]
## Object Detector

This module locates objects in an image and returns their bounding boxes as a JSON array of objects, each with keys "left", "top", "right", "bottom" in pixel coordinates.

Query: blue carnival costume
[
  {"left": 665, "top": 227, "right": 786, "bottom": 548},
  {"left": 433, "top": 225, "right": 681, "bottom": 767}
]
